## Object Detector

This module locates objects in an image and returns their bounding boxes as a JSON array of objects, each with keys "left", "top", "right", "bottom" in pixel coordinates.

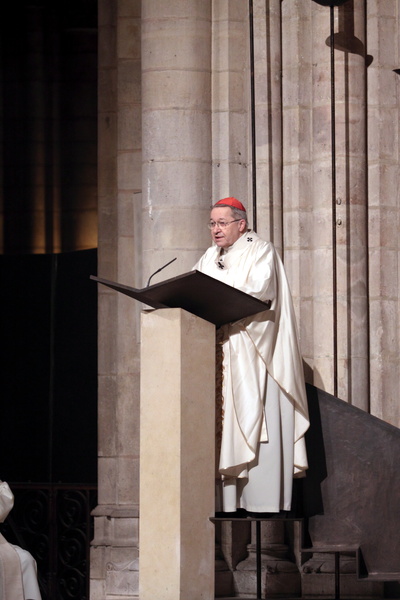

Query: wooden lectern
[{"left": 92, "top": 272, "right": 271, "bottom": 600}]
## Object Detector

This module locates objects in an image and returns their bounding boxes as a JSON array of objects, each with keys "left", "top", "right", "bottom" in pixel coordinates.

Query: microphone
[{"left": 146, "top": 257, "right": 177, "bottom": 287}]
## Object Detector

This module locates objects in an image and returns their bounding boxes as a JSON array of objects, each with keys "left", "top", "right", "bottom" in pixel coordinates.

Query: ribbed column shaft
[{"left": 141, "top": 1, "right": 212, "bottom": 282}]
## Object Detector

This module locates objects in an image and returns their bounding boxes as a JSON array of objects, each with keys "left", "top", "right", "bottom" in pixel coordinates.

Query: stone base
[
  {"left": 234, "top": 558, "right": 301, "bottom": 598},
  {"left": 90, "top": 543, "right": 139, "bottom": 599},
  {"left": 90, "top": 507, "right": 140, "bottom": 600},
  {"left": 301, "top": 572, "right": 384, "bottom": 599},
  {"left": 301, "top": 554, "right": 384, "bottom": 599}
]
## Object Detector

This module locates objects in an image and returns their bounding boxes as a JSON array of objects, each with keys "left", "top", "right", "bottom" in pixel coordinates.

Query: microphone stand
[{"left": 146, "top": 257, "right": 177, "bottom": 287}]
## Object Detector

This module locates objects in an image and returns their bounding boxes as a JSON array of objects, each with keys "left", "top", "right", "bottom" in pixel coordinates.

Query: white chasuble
[{"left": 194, "top": 232, "right": 309, "bottom": 513}]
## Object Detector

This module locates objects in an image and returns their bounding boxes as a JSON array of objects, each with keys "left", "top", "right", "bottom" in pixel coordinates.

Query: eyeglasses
[{"left": 207, "top": 219, "right": 242, "bottom": 229}]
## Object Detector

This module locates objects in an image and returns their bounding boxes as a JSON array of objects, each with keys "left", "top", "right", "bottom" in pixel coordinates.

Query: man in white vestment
[
  {"left": 193, "top": 198, "right": 310, "bottom": 515},
  {"left": 0, "top": 481, "right": 42, "bottom": 600}
]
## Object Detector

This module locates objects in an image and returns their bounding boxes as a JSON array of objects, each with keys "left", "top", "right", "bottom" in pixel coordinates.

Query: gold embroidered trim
[{"left": 215, "top": 327, "right": 224, "bottom": 478}]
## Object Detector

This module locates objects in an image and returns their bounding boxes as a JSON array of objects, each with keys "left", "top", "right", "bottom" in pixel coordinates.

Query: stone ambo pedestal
[{"left": 139, "top": 308, "right": 216, "bottom": 600}]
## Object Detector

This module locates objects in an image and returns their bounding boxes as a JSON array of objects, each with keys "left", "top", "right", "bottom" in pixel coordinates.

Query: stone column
[
  {"left": 281, "top": 0, "right": 314, "bottom": 381},
  {"left": 367, "top": 1, "right": 400, "bottom": 427},
  {"left": 211, "top": 0, "right": 284, "bottom": 233},
  {"left": 283, "top": 3, "right": 373, "bottom": 597},
  {"left": 141, "top": 0, "right": 212, "bottom": 283},
  {"left": 333, "top": 0, "right": 369, "bottom": 408},
  {"left": 282, "top": 1, "right": 369, "bottom": 406},
  {"left": 90, "top": 2, "right": 142, "bottom": 599},
  {"left": 252, "top": 0, "right": 283, "bottom": 248},
  {"left": 211, "top": 1, "right": 250, "bottom": 207}
]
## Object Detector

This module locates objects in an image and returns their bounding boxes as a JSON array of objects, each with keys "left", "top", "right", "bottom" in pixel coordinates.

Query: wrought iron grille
[{"left": 0, "top": 483, "right": 97, "bottom": 600}]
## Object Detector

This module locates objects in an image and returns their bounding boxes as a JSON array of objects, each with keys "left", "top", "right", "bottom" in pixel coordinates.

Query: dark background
[{"left": 0, "top": 249, "right": 98, "bottom": 484}]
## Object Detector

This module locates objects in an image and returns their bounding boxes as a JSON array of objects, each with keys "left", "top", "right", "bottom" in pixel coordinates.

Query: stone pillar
[
  {"left": 90, "top": 2, "right": 142, "bottom": 599},
  {"left": 252, "top": 0, "right": 283, "bottom": 248},
  {"left": 367, "top": 1, "right": 400, "bottom": 427},
  {"left": 211, "top": 1, "right": 250, "bottom": 207},
  {"left": 139, "top": 308, "right": 215, "bottom": 600},
  {"left": 280, "top": 0, "right": 336, "bottom": 395},
  {"left": 334, "top": 0, "right": 369, "bottom": 408},
  {"left": 281, "top": 0, "right": 314, "bottom": 380},
  {"left": 141, "top": 0, "right": 212, "bottom": 283},
  {"left": 282, "top": 1, "right": 369, "bottom": 405}
]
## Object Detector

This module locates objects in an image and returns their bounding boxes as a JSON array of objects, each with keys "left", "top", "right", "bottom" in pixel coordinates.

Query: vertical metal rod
[
  {"left": 249, "top": 0, "right": 257, "bottom": 232},
  {"left": 334, "top": 551, "right": 341, "bottom": 599},
  {"left": 330, "top": 5, "right": 338, "bottom": 397},
  {"left": 256, "top": 520, "right": 262, "bottom": 598}
]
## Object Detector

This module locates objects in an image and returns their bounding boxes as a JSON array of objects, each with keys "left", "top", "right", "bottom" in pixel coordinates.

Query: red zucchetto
[{"left": 214, "top": 197, "right": 246, "bottom": 212}]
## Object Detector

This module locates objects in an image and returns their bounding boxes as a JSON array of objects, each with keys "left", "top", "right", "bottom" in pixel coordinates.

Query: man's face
[{"left": 209, "top": 206, "right": 247, "bottom": 249}]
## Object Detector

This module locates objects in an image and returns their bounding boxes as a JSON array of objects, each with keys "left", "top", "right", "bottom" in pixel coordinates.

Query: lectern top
[{"left": 90, "top": 270, "right": 271, "bottom": 327}]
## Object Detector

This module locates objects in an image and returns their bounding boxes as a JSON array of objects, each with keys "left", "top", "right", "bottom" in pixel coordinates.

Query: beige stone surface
[
  {"left": 91, "top": 2, "right": 142, "bottom": 598},
  {"left": 139, "top": 308, "right": 215, "bottom": 600},
  {"left": 92, "top": 0, "right": 400, "bottom": 597},
  {"left": 141, "top": 0, "right": 212, "bottom": 282}
]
